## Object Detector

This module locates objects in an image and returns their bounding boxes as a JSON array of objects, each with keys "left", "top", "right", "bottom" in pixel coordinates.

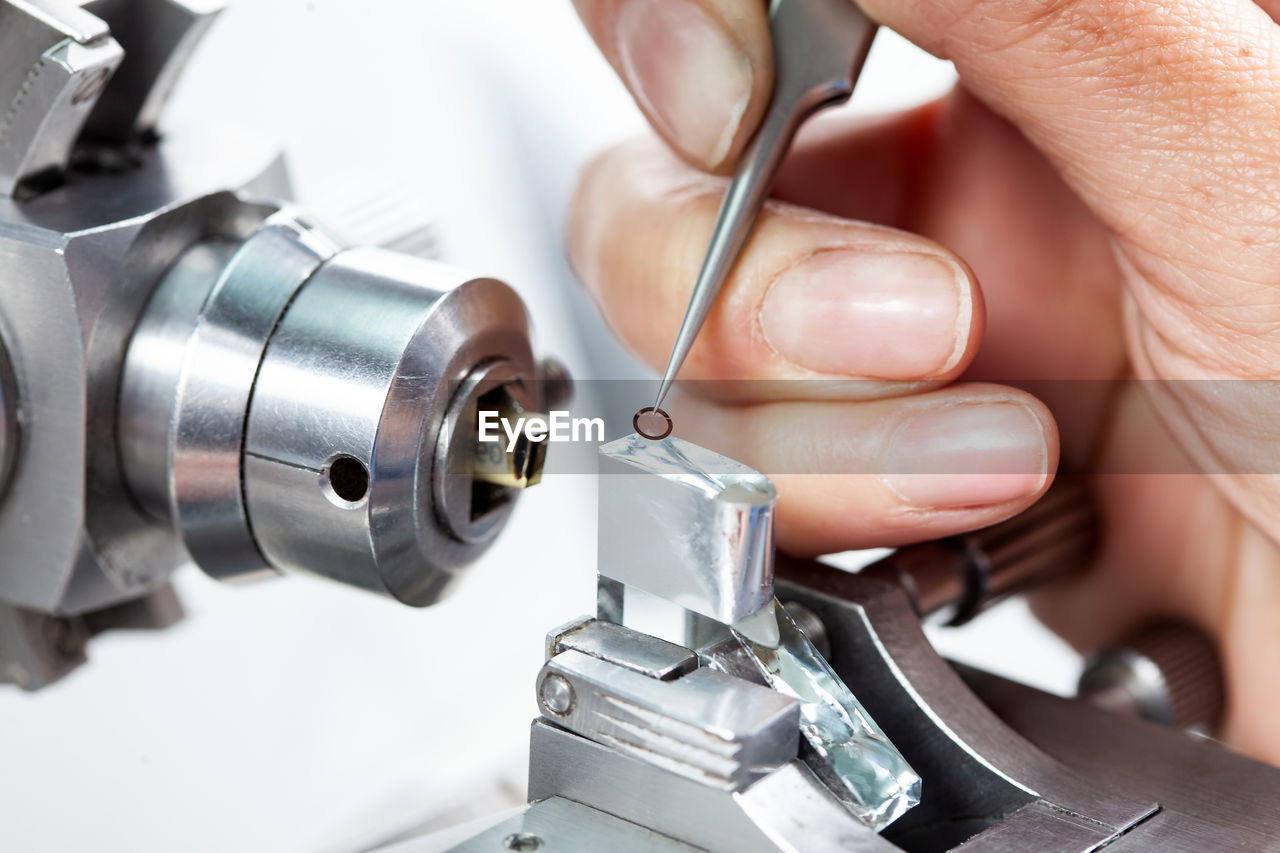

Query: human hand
[{"left": 568, "top": 0, "right": 1280, "bottom": 761}]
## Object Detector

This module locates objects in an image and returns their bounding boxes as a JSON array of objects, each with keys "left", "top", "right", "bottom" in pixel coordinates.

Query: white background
[{"left": 0, "top": 2, "right": 1079, "bottom": 850}]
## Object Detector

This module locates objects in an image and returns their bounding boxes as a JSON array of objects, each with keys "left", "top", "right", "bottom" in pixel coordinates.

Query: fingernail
[
  {"left": 760, "top": 251, "right": 969, "bottom": 379},
  {"left": 882, "top": 403, "right": 1048, "bottom": 509},
  {"left": 614, "top": 0, "right": 753, "bottom": 168}
]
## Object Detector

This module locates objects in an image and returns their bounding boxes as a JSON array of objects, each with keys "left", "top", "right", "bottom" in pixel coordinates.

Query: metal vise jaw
[
  {"left": 489, "top": 436, "right": 923, "bottom": 852},
  {"left": 523, "top": 616, "right": 897, "bottom": 853},
  {"left": 439, "top": 439, "right": 1169, "bottom": 852},
  {"left": 428, "top": 438, "right": 1280, "bottom": 851}
]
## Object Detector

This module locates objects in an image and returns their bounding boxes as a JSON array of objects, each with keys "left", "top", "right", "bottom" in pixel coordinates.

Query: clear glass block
[{"left": 727, "top": 600, "right": 922, "bottom": 831}]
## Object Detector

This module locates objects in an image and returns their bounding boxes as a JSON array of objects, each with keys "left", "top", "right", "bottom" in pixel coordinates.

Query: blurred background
[{"left": 0, "top": 2, "right": 1080, "bottom": 850}]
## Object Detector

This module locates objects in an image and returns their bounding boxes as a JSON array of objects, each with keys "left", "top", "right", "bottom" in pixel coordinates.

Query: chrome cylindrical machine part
[
  {"left": 117, "top": 237, "right": 245, "bottom": 523},
  {"left": 242, "top": 247, "right": 538, "bottom": 604},
  {"left": 120, "top": 212, "right": 341, "bottom": 580},
  {"left": 119, "top": 214, "right": 539, "bottom": 604}
]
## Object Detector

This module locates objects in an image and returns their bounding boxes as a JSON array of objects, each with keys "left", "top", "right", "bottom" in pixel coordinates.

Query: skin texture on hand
[{"left": 569, "top": 0, "right": 1280, "bottom": 763}]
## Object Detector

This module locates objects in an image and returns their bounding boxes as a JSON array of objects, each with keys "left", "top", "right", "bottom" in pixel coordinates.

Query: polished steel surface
[
  {"left": 538, "top": 648, "right": 800, "bottom": 791},
  {"left": 115, "top": 237, "right": 238, "bottom": 521},
  {"left": 0, "top": 0, "right": 279, "bottom": 620},
  {"left": 0, "top": 0, "right": 549, "bottom": 689},
  {"left": 122, "top": 231, "right": 543, "bottom": 604},
  {"left": 598, "top": 434, "right": 776, "bottom": 623},
  {"left": 80, "top": 193, "right": 274, "bottom": 602},
  {"left": 425, "top": 797, "right": 700, "bottom": 853},
  {"left": 527, "top": 721, "right": 892, "bottom": 853},
  {"left": 0, "top": 171, "right": 272, "bottom": 615},
  {"left": 0, "top": 0, "right": 123, "bottom": 195},
  {"left": 244, "top": 247, "right": 538, "bottom": 604},
  {"left": 1079, "top": 648, "right": 1176, "bottom": 729},
  {"left": 539, "top": 673, "right": 575, "bottom": 716},
  {"left": 509, "top": 559, "right": 1164, "bottom": 852},
  {"left": 440, "top": 460, "right": 1274, "bottom": 851},
  {"left": 548, "top": 616, "right": 698, "bottom": 681},
  {"left": 120, "top": 211, "right": 341, "bottom": 580},
  {"left": 80, "top": 0, "right": 224, "bottom": 141},
  {"left": 967, "top": 666, "right": 1280, "bottom": 852},
  {"left": 460, "top": 595, "right": 1280, "bottom": 852},
  {"left": 596, "top": 574, "right": 626, "bottom": 625},
  {"left": 651, "top": 0, "right": 876, "bottom": 410}
]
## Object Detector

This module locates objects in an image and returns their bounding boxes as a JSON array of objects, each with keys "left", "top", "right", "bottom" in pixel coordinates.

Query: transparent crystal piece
[{"left": 727, "top": 600, "right": 921, "bottom": 831}]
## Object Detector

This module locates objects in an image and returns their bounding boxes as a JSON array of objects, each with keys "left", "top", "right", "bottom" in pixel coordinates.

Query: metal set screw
[{"left": 539, "top": 673, "right": 575, "bottom": 716}]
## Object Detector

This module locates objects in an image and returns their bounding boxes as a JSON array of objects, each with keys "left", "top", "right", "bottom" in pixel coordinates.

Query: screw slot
[
  {"left": 502, "top": 833, "right": 543, "bottom": 851},
  {"left": 322, "top": 454, "right": 370, "bottom": 506}
]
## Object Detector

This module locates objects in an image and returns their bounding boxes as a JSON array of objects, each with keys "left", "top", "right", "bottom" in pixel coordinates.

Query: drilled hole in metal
[{"left": 326, "top": 455, "right": 369, "bottom": 503}]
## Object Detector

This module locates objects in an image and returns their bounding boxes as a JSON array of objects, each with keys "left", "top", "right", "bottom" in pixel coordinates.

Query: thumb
[{"left": 571, "top": 0, "right": 774, "bottom": 173}]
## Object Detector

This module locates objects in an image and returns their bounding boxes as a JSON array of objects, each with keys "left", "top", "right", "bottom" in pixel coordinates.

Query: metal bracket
[
  {"left": 537, "top": 620, "right": 799, "bottom": 793},
  {"left": 0, "top": 0, "right": 224, "bottom": 196},
  {"left": 0, "top": 1, "right": 123, "bottom": 195}
]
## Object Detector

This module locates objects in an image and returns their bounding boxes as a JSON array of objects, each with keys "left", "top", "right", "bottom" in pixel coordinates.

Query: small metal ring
[{"left": 632, "top": 406, "right": 673, "bottom": 440}]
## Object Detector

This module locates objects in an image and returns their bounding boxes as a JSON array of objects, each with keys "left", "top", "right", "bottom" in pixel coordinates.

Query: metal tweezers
[{"left": 652, "top": 0, "right": 878, "bottom": 411}]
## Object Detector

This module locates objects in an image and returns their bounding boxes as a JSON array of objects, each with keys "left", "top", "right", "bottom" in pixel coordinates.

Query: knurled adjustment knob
[{"left": 1079, "top": 622, "right": 1224, "bottom": 730}]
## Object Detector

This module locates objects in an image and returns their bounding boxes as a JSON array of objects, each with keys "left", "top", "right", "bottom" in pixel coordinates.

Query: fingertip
[
  {"left": 669, "top": 388, "right": 1061, "bottom": 556},
  {"left": 943, "top": 253, "right": 985, "bottom": 380},
  {"left": 877, "top": 391, "right": 1056, "bottom": 513},
  {"left": 572, "top": 0, "right": 773, "bottom": 173}
]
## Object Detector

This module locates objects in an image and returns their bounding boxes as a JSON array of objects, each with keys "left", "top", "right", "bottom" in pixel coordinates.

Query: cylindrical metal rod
[{"left": 862, "top": 478, "right": 1099, "bottom": 625}]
